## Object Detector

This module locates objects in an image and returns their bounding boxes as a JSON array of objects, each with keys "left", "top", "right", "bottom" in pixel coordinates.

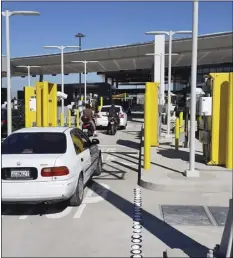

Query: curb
[{"left": 139, "top": 178, "right": 232, "bottom": 193}]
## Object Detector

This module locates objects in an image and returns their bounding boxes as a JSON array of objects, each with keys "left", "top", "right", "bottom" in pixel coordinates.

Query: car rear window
[
  {"left": 2, "top": 132, "right": 67, "bottom": 154},
  {"left": 101, "top": 107, "right": 120, "bottom": 113}
]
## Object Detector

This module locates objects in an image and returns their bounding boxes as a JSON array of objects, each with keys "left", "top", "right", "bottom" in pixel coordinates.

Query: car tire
[
  {"left": 69, "top": 173, "right": 84, "bottom": 207},
  {"left": 94, "top": 155, "right": 102, "bottom": 176}
]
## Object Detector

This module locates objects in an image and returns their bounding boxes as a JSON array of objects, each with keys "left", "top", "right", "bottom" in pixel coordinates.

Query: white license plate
[
  {"left": 11, "top": 170, "right": 30, "bottom": 178},
  {"left": 83, "top": 129, "right": 88, "bottom": 132}
]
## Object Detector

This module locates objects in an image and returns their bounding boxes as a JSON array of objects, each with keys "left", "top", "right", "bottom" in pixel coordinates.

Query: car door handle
[{"left": 81, "top": 158, "right": 84, "bottom": 162}]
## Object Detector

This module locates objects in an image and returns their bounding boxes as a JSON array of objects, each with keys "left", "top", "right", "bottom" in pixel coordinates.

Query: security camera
[{"left": 57, "top": 91, "right": 68, "bottom": 100}]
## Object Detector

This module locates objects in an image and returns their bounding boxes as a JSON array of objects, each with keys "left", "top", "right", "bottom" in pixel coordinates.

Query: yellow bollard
[
  {"left": 68, "top": 110, "right": 71, "bottom": 127},
  {"left": 179, "top": 112, "right": 184, "bottom": 133},
  {"left": 144, "top": 84, "right": 152, "bottom": 170},
  {"left": 76, "top": 109, "right": 80, "bottom": 128},
  {"left": 100, "top": 96, "right": 103, "bottom": 107},
  {"left": 60, "top": 113, "right": 64, "bottom": 126},
  {"left": 226, "top": 72, "right": 233, "bottom": 169},
  {"left": 149, "top": 82, "right": 159, "bottom": 147},
  {"left": 81, "top": 95, "right": 84, "bottom": 101},
  {"left": 98, "top": 106, "right": 102, "bottom": 111},
  {"left": 175, "top": 118, "right": 180, "bottom": 151}
]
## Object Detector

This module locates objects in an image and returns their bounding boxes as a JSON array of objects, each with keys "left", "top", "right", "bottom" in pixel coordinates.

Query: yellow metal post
[
  {"left": 42, "top": 82, "right": 49, "bottom": 127},
  {"left": 226, "top": 72, "right": 233, "bottom": 169},
  {"left": 25, "top": 86, "right": 36, "bottom": 128},
  {"left": 60, "top": 113, "right": 64, "bottom": 126},
  {"left": 149, "top": 82, "right": 159, "bottom": 146},
  {"left": 76, "top": 109, "right": 80, "bottom": 128},
  {"left": 48, "top": 83, "right": 57, "bottom": 127},
  {"left": 175, "top": 118, "right": 180, "bottom": 151},
  {"left": 144, "top": 83, "right": 152, "bottom": 170},
  {"left": 100, "top": 96, "right": 103, "bottom": 107},
  {"left": 68, "top": 110, "right": 71, "bottom": 127},
  {"left": 36, "top": 82, "right": 43, "bottom": 127},
  {"left": 81, "top": 95, "right": 84, "bottom": 101},
  {"left": 179, "top": 112, "right": 184, "bottom": 133},
  {"left": 209, "top": 73, "right": 229, "bottom": 165}
]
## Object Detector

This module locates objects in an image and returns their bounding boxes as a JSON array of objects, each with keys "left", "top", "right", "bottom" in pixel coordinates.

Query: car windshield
[
  {"left": 101, "top": 107, "right": 120, "bottom": 113},
  {"left": 2, "top": 132, "right": 67, "bottom": 154},
  {"left": 1, "top": 110, "right": 7, "bottom": 120}
]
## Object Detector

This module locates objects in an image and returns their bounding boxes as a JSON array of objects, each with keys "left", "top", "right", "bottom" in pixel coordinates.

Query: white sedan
[
  {"left": 1, "top": 127, "right": 102, "bottom": 206},
  {"left": 95, "top": 105, "right": 128, "bottom": 129}
]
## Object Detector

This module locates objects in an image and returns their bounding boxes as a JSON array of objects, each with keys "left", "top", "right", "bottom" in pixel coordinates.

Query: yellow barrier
[
  {"left": 76, "top": 109, "right": 80, "bottom": 128},
  {"left": 179, "top": 112, "right": 184, "bottom": 133},
  {"left": 24, "top": 86, "right": 36, "bottom": 127},
  {"left": 36, "top": 81, "right": 57, "bottom": 127},
  {"left": 208, "top": 73, "right": 229, "bottom": 165},
  {"left": 68, "top": 110, "right": 71, "bottom": 127},
  {"left": 81, "top": 96, "right": 84, "bottom": 101},
  {"left": 149, "top": 82, "right": 159, "bottom": 147},
  {"left": 144, "top": 83, "right": 152, "bottom": 170},
  {"left": 175, "top": 118, "right": 180, "bottom": 151},
  {"left": 226, "top": 73, "right": 233, "bottom": 169},
  {"left": 60, "top": 113, "right": 64, "bottom": 126},
  {"left": 100, "top": 96, "right": 103, "bottom": 107}
]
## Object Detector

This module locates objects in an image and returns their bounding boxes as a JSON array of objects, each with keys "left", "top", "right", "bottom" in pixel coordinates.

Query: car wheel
[
  {"left": 69, "top": 173, "right": 84, "bottom": 207},
  {"left": 94, "top": 155, "right": 102, "bottom": 176}
]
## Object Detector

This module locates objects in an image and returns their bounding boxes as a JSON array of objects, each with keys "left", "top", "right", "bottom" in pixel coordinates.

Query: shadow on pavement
[
  {"left": 111, "top": 160, "right": 138, "bottom": 173},
  {"left": 95, "top": 163, "right": 126, "bottom": 180},
  {"left": 117, "top": 139, "right": 140, "bottom": 150},
  {"left": 125, "top": 153, "right": 182, "bottom": 174},
  {"left": 156, "top": 148, "right": 204, "bottom": 164},
  {"left": 90, "top": 180, "right": 209, "bottom": 258},
  {"left": 2, "top": 202, "right": 67, "bottom": 216}
]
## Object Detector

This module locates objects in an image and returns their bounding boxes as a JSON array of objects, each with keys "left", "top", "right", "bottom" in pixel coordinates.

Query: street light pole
[
  {"left": 2, "top": 10, "right": 40, "bottom": 136},
  {"left": 75, "top": 33, "right": 85, "bottom": 96},
  {"left": 43, "top": 45, "right": 79, "bottom": 115},
  {"left": 167, "top": 31, "right": 173, "bottom": 136},
  {"left": 5, "top": 10, "right": 11, "bottom": 136},
  {"left": 84, "top": 61, "right": 87, "bottom": 103},
  {"left": 72, "top": 60, "right": 99, "bottom": 103},
  {"left": 145, "top": 30, "right": 192, "bottom": 137},
  {"left": 186, "top": 0, "right": 200, "bottom": 177},
  {"left": 61, "top": 46, "right": 64, "bottom": 112},
  {"left": 16, "top": 65, "right": 41, "bottom": 86}
]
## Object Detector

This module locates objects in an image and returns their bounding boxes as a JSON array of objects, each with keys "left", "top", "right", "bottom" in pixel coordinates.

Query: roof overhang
[{"left": 3, "top": 31, "right": 233, "bottom": 77}]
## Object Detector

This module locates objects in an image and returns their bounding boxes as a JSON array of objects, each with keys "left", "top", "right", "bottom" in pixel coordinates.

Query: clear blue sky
[{"left": 2, "top": 1, "right": 232, "bottom": 95}]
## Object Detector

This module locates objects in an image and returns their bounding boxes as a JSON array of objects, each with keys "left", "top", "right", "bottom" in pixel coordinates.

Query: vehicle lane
[{"left": 2, "top": 120, "right": 142, "bottom": 257}]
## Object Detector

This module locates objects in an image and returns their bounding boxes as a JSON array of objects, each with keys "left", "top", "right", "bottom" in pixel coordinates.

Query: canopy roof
[{"left": 3, "top": 31, "right": 233, "bottom": 77}]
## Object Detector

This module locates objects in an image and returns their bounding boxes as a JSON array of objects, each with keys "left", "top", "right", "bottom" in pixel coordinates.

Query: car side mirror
[{"left": 92, "top": 138, "right": 100, "bottom": 145}]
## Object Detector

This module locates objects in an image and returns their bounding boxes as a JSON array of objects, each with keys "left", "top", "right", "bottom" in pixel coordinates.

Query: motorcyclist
[
  {"left": 108, "top": 104, "right": 120, "bottom": 125},
  {"left": 81, "top": 103, "right": 97, "bottom": 136}
]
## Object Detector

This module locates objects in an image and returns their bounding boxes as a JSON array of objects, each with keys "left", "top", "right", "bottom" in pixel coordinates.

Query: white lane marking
[
  {"left": 45, "top": 207, "right": 73, "bottom": 219},
  {"left": 19, "top": 215, "right": 29, "bottom": 220},
  {"left": 73, "top": 204, "right": 86, "bottom": 219},
  {"left": 13, "top": 183, "right": 110, "bottom": 220}
]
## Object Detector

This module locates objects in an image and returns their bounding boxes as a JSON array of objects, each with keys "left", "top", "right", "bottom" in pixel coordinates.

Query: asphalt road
[
  {"left": 2, "top": 118, "right": 144, "bottom": 257},
  {"left": 2, "top": 115, "right": 227, "bottom": 257}
]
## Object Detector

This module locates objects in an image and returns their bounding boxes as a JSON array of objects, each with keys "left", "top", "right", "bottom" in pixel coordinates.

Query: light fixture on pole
[
  {"left": 185, "top": 0, "right": 200, "bottom": 177},
  {"left": 71, "top": 60, "right": 99, "bottom": 103},
  {"left": 16, "top": 65, "right": 41, "bottom": 86},
  {"left": 74, "top": 33, "right": 85, "bottom": 95},
  {"left": 145, "top": 30, "right": 192, "bottom": 137},
  {"left": 145, "top": 52, "right": 179, "bottom": 105},
  {"left": 43, "top": 45, "right": 80, "bottom": 115},
  {"left": 2, "top": 10, "right": 40, "bottom": 136}
]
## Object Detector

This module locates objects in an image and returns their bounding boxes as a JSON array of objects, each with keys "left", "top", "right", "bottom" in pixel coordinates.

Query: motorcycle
[
  {"left": 107, "top": 116, "right": 117, "bottom": 135},
  {"left": 81, "top": 116, "right": 94, "bottom": 137}
]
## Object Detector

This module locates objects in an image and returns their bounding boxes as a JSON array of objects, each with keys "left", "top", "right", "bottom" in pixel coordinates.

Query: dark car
[{"left": 1, "top": 109, "right": 25, "bottom": 138}]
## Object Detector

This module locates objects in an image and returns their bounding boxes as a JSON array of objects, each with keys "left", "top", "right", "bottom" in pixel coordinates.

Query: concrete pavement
[{"left": 2, "top": 116, "right": 231, "bottom": 257}]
